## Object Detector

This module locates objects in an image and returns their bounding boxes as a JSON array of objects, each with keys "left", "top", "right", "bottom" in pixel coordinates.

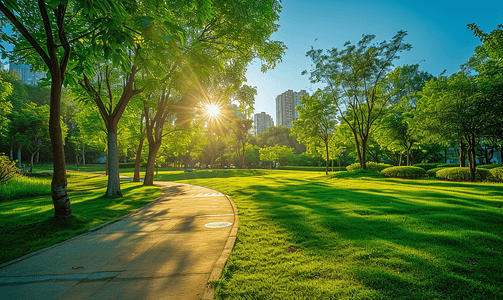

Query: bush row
[
  {"left": 346, "top": 162, "right": 393, "bottom": 173},
  {"left": 413, "top": 163, "right": 459, "bottom": 171},
  {"left": 477, "top": 163, "right": 503, "bottom": 169},
  {"left": 381, "top": 166, "right": 426, "bottom": 179},
  {"left": 278, "top": 166, "right": 347, "bottom": 172},
  {"left": 435, "top": 167, "right": 495, "bottom": 181}
]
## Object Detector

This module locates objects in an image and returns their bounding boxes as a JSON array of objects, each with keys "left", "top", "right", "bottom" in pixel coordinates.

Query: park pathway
[{"left": 0, "top": 180, "right": 238, "bottom": 300}]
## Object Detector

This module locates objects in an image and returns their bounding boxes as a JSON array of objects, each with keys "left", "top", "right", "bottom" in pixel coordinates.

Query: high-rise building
[
  {"left": 254, "top": 112, "right": 274, "bottom": 136},
  {"left": 275, "top": 89, "right": 307, "bottom": 128},
  {"left": 8, "top": 63, "right": 45, "bottom": 85}
]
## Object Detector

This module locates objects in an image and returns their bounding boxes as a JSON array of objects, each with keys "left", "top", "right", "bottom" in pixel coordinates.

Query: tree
[
  {"left": 0, "top": 71, "right": 13, "bottom": 136},
  {"left": 418, "top": 72, "right": 498, "bottom": 181},
  {"left": 0, "top": 0, "right": 130, "bottom": 218},
  {"left": 292, "top": 89, "right": 337, "bottom": 175},
  {"left": 305, "top": 31, "right": 412, "bottom": 169},
  {"left": 229, "top": 118, "right": 253, "bottom": 168},
  {"left": 376, "top": 64, "right": 434, "bottom": 166},
  {"left": 259, "top": 145, "right": 279, "bottom": 169},
  {"left": 256, "top": 126, "right": 306, "bottom": 154}
]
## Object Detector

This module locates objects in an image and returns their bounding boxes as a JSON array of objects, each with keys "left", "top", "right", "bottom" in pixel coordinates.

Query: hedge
[
  {"left": 346, "top": 162, "right": 393, "bottom": 173},
  {"left": 436, "top": 163, "right": 459, "bottom": 168},
  {"left": 477, "top": 163, "right": 503, "bottom": 170},
  {"left": 490, "top": 167, "right": 503, "bottom": 181},
  {"left": 381, "top": 166, "right": 426, "bottom": 179},
  {"left": 119, "top": 163, "right": 137, "bottom": 169},
  {"left": 436, "top": 167, "right": 494, "bottom": 182},
  {"left": 413, "top": 163, "right": 439, "bottom": 171},
  {"left": 426, "top": 167, "right": 445, "bottom": 178},
  {"left": 278, "top": 166, "right": 347, "bottom": 172}
]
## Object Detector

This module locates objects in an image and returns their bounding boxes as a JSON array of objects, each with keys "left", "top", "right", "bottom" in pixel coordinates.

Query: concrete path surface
[{"left": 0, "top": 181, "right": 239, "bottom": 300}]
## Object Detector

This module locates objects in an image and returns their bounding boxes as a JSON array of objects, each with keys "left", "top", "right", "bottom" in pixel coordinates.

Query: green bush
[
  {"left": 426, "top": 167, "right": 445, "bottom": 178},
  {"left": 119, "top": 162, "right": 136, "bottom": 169},
  {"left": 477, "top": 163, "right": 503, "bottom": 170},
  {"left": 436, "top": 167, "right": 494, "bottom": 182},
  {"left": 413, "top": 163, "right": 439, "bottom": 171},
  {"left": 381, "top": 166, "right": 426, "bottom": 179},
  {"left": 0, "top": 154, "right": 19, "bottom": 184},
  {"left": 490, "top": 167, "right": 503, "bottom": 181},
  {"left": 278, "top": 166, "right": 347, "bottom": 172},
  {"left": 346, "top": 162, "right": 392, "bottom": 173},
  {"left": 333, "top": 169, "right": 384, "bottom": 179},
  {"left": 436, "top": 163, "right": 459, "bottom": 168}
]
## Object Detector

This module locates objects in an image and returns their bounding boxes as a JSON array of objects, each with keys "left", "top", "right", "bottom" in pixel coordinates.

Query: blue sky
[{"left": 246, "top": 0, "right": 503, "bottom": 123}]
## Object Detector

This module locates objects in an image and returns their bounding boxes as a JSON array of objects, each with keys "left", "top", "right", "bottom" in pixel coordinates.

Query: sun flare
[{"left": 205, "top": 104, "right": 221, "bottom": 118}]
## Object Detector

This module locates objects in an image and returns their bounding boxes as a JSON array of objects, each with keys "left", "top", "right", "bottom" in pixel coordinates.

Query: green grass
[
  {"left": 0, "top": 172, "right": 161, "bottom": 264},
  {"left": 0, "top": 175, "right": 51, "bottom": 200},
  {"left": 143, "top": 169, "right": 503, "bottom": 299}
]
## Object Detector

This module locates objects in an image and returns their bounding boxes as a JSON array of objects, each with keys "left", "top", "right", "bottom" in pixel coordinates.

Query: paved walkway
[{"left": 0, "top": 180, "right": 239, "bottom": 300}]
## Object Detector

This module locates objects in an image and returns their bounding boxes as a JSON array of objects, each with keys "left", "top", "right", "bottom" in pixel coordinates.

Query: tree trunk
[
  {"left": 133, "top": 137, "right": 144, "bottom": 182},
  {"left": 144, "top": 141, "right": 161, "bottom": 186},
  {"left": 17, "top": 146, "right": 22, "bottom": 168},
  {"left": 30, "top": 151, "right": 35, "bottom": 173},
  {"left": 324, "top": 140, "right": 329, "bottom": 175},
  {"left": 466, "top": 134, "right": 477, "bottom": 182},
  {"left": 360, "top": 138, "right": 367, "bottom": 169},
  {"left": 106, "top": 131, "right": 122, "bottom": 196},
  {"left": 82, "top": 145, "right": 86, "bottom": 165},
  {"left": 49, "top": 77, "right": 73, "bottom": 219},
  {"left": 458, "top": 140, "right": 466, "bottom": 167},
  {"left": 398, "top": 152, "right": 402, "bottom": 166}
]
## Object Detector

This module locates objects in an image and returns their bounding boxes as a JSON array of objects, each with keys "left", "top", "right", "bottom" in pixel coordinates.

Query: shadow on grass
[
  {"left": 0, "top": 174, "right": 161, "bottom": 264},
  {"left": 232, "top": 177, "right": 503, "bottom": 299}
]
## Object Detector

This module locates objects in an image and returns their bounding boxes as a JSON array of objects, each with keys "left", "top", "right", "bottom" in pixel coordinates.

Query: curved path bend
[{"left": 0, "top": 180, "right": 238, "bottom": 300}]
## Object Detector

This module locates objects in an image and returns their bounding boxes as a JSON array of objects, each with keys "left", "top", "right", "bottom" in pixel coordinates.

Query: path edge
[{"left": 201, "top": 194, "right": 239, "bottom": 300}]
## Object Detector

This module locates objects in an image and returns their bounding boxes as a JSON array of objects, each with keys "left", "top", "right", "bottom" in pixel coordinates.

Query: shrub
[
  {"left": 413, "top": 163, "right": 438, "bottom": 171},
  {"left": 426, "top": 167, "right": 445, "bottom": 178},
  {"left": 0, "top": 154, "right": 19, "bottom": 184},
  {"left": 490, "top": 167, "right": 503, "bottom": 181},
  {"left": 477, "top": 163, "right": 503, "bottom": 170},
  {"left": 381, "top": 166, "right": 426, "bottom": 179},
  {"left": 119, "top": 162, "right": 136, "bottom": 169},
  {"left": 436, "top": 163, "right": 459, "bottom": 168},
  {"left": 346, "top": 162, "right": 392, "bottom": 173},
  {"left": 436, "top": 167, "right": 494, "bottom": 182},
  {"left": 333, "top": 169, "right": 384, "bottom": 179}
]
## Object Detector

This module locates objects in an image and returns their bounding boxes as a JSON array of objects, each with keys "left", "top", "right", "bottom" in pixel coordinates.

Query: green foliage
[
  {"left": 0, "top": 154, "right": 18, "bottom": 184},
  {"left": 477, "top": 163, "right": 503, "bottom": 169},
  {"left": 346, "top": 162, "right": 392, "bottom": 173},
  {"left": 490, "top": 167, "right": 503, "bottom": 181},
  {"left": 381, "top": 166, "right": 426, "bottom": 179},
  {"left": 436, "top": 163, "right": 459, "bottom": 168},
  {"left": 305, "top": 31, "right": 412, "bottom": 169},
  {"left": 0, "top": 175, "right": 50, "bottom": 200},
  {"left": 332, "top": 169, "right": 384, "bottom": 179},
  {"left": 119, "top": 163, "right": 137, "bottom": 169},
  {"left": 413, "top": 163, "right": 439, "bottom": 171},
  {"left": 426, "top": 167, "right": 445, "bottom": 178},
  {"left": 436, "top": 167, "right": 494, "bottom": 182},
  {"left": 278, "top": 166, "right": 342, "bottom": 172}
]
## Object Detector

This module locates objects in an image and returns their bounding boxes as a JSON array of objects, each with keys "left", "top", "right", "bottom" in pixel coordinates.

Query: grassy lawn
[
  {"left": 133, "top": 169, "right": 503, "bottom": 300},
  {"left": 0, "top": 172, "right": 161, "bottom": 264}
]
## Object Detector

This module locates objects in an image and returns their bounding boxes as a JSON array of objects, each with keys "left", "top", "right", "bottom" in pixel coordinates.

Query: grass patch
[
  {"left": 0, "top": 175, "right": 51, "bottom": 200},
  {"left": 0, "top": 172, "right": 161, "bottom": 264},
  {"left": 151, "top": 169, "right": 503, "bottom": 299}
]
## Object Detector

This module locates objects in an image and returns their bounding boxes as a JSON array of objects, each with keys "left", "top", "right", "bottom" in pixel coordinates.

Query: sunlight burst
[{"left": 205, "top": 104, "right": 221, "bottom": 118}]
